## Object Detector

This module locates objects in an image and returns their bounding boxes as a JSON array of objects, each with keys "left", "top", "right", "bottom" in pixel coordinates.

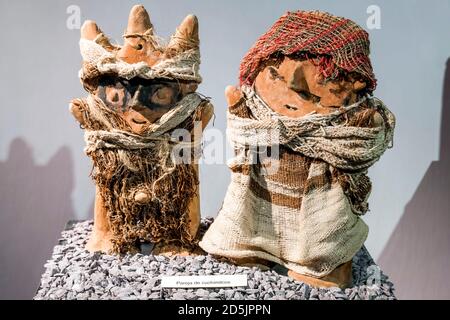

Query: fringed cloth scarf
[
  {"left": 200, "top": 86, "right": 395, "bottom": 277},
  {"left": 78, "top": 93, "right": 210, "bottom": 253}
]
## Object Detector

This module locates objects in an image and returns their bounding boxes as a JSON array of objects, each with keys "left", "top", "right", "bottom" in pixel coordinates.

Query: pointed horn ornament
[
  {"left": 166, "top": 14, "right": 199, "bottom": 57},
  {"left": 124, "top": 4, "right": 153, "bottom": 37}
]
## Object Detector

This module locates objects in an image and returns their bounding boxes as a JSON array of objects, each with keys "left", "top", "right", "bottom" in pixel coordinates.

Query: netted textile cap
[{"left": 239, "top": 11, "right": 377, "bottom": 91}]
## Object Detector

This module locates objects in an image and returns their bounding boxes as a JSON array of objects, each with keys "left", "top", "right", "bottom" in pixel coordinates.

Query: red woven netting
[{"left": 239, "top": 11, "right": 377, "bottom": 91}]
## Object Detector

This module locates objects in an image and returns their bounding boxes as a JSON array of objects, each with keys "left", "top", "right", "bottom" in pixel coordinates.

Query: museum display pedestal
[{"left": 34, "top": 219, "right": 396, "bottom": 300}]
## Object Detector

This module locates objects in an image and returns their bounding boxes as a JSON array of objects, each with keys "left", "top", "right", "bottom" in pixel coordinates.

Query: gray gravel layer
[{"left": 34, "top": 219, "right": 396, "bottom": 300}]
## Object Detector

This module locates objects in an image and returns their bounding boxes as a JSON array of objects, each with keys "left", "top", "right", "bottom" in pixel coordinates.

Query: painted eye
[
  {"left": 105, "top": 86, "right": 125, "bottom": 104},
  {"left": 150, "top": 86, "right": 176, "bottom": 105},
  {"left": 268, "top": 67, "right": 284, "bottom": 81}
]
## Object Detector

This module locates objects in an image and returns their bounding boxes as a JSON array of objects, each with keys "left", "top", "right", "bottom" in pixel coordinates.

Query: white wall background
[{"left": 1, "top": 0, "right": 449, "bottom": 299}]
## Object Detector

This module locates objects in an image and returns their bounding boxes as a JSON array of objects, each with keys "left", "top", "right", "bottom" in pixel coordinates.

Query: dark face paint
[{"left": 96, "top": 76, "right": 182, "bottom": 113}]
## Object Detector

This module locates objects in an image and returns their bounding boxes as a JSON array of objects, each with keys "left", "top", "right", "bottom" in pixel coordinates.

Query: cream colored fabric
[
  {"left": 79, "top": 36, "right": 201, "bottom": 83},
  {"left": 200, "top": 87, "right": 395, "bottom": 277}
]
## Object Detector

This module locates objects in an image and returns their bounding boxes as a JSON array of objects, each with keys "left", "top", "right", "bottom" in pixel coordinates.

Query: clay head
[
  {"left": 72, "top": 5, "right": 201, "bottom": 134},
  {"left": 70, "top": 5, "right": 213, "bottom": 254},
  {"left": 238, "top": 11, "right": 376, "bottom": 118}
]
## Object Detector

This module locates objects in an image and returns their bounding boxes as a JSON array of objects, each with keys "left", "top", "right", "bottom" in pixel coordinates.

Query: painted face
[
  {"left": 254, "top": 57, "right": 367, "bottom": 118},
  {"left": 96, "top": 76, "right": 184, "bottom": 134},
  {"left": 72, "top": 6, "right": 203, "bottom": 135}
]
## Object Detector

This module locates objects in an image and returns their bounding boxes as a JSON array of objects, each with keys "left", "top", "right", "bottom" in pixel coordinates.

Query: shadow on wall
[
  {"left": 379, "top": 58, "right": 450, "bottom": 300},
  {"left": 0, "top": 138, "right": 75, "bottom": 300}
]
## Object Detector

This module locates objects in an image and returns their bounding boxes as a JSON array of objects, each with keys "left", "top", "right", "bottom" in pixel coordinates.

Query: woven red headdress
[{"left": 239, "top": 11, "right": 377, "bottom": 91}]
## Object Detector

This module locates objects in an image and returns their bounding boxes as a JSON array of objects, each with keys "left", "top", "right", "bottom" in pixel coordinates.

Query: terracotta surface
[
  {"left": 70, "top": 5, "right": 211, "bottom": 255},
  {"left": 223, "top": 55, "right": 372, "bottom": 288},
  {"left": 288, "top": 261, "right": 353, "bottom": 289},
  {"left": 254, "top": 57, "right": 366, "bottom": 117},
  {"left": 117, "top": 5, "right": 162, "bottom": 66},
  {"left": 85, "top": 187, "right": 114, "bottom": 253}
]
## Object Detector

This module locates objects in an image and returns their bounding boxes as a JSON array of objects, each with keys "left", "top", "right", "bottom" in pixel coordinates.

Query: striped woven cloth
[{"left": 200, "top": 88, "right": 395, "bottom": 277}]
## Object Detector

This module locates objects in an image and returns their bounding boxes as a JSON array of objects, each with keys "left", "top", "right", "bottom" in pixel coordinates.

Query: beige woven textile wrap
[
  {"left": 79, "top": 33, "right": 207, "bottom": 159},
  {"left": 79, "top": 36, "right": 202, "bottom": 83},
  {"left": 200, "top": 86, "right": 395, "bottom": 277}
]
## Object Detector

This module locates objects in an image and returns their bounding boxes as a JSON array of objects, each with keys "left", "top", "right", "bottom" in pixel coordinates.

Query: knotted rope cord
[
  {"left": 77, "top": 18, "right": 209, "bottom": 252},
  {"left": 122, "top": 28, "right": 164, "bottom": 52}
]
